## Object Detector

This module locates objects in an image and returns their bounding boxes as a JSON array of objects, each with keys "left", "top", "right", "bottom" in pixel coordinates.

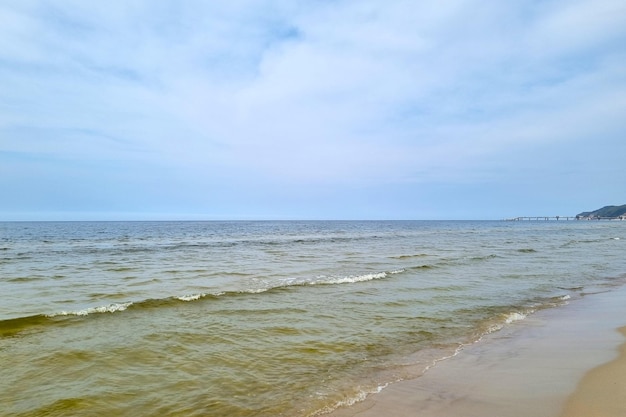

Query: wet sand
[
  {"left": 328, "top": 285, "right": 626, "bottom": 417},
  {"left": 560, "top": 325, "right": 626, "bottom": 417}
]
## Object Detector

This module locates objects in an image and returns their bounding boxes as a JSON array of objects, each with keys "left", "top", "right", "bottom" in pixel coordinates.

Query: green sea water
[{"left": 1, "top": 220, "right": 625, "bottom": 416}]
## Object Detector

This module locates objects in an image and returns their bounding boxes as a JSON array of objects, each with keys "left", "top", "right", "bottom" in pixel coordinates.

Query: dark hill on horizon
[{"left": 577, "top": 204, "right": 626, "bottom": 218}]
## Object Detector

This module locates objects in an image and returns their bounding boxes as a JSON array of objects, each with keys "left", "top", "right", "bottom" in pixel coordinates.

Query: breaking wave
[{"left": 1, "top": 268, "right": 403, "bottom": 337}]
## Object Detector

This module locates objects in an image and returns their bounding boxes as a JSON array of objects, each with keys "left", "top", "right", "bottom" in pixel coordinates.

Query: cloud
[{"left": 1, "top": 0, "right": 625, "bottom": 219}]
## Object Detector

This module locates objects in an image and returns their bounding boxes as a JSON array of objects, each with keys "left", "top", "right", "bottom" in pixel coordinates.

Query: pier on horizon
[{"left": 505, "top": 216, "right": 625, "bottom": 221}]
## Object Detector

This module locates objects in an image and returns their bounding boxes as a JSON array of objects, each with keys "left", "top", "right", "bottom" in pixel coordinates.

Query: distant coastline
[
  {"left": 506, "top": 204, "right": 626, "bottom": 221},
  {"left": 576, "top": 204, "right": 626, "bottom": 220}
]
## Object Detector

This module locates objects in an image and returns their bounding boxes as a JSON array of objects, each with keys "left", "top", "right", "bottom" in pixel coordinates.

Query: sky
[{"left": 1, "top": 0, "right": 625, "bottom": 220}]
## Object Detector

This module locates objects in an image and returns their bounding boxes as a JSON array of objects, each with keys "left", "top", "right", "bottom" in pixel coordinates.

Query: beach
[
  {"left": 328, "top": 285, "right": 626, "bottom": 417},
  {"left": 560, "top": 325, "right": 626, "bottom": 417}
]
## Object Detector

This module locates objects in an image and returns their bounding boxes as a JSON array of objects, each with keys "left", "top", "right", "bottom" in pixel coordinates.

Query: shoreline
[
  {"left": 327, "top": 285, "right": 626, "bottom": 417},
  {"left": 560, "top": 325, "right": 626, "bottom": 417}
]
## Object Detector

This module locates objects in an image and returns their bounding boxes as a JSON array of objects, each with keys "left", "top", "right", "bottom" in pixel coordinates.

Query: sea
[{"left": 1, "top": 220, "right": 625, "bottom": 417}]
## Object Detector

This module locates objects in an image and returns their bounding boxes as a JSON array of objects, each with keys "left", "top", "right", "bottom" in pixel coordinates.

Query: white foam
[
  {"left": 504, "top": 311, "right": 527, "bottom": 324},
  {"left": 312, "top": 272, "right": 388, "bottom": 285},
  {"left": 240, "top": 288, "right": 270, "bottom": 294},
  {"left": 422, "top": 347, "right": 464, "bottom": 373},
  {"left": 177, "top": 293, "right": 204, "bottom": 302},
  {"left": 484, "top": 311, "right": 532, "bottom": 334},
  {"left": 48, "top": 302, "right": 133, "bottom": 317},
  {"left": 313, "top": 383, "right": 390, "bottom": 416}
]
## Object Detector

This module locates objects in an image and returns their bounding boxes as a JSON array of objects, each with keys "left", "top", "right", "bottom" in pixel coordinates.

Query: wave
[
  {"left": 469, "top": 254, "right": 499, "bottom": 261},
  {"left": 1, "top": 269, "right": 402, "bottom": 337},
  {"left": 398, "top": 254, "right": 501, "bottom": 272},
  {"left": 309, "top": 304, "right": 542, "bottom": 416},
  {"left": 0, "top": 302, "right": 139, "bottom": 337},
  {"left": 517, "top": 248, "right": 537, "bottom": 253},
  {"left": 7, "top": 234, "right": 385, "bottom": 260},
  {"left": 0, "top": 297, "right": 211, "bottom": 338},
  {"left": 503, "top": 311, "right": 528, "bottom": 324},
  {"left": 480, "top": 292, "right": 573, "bottom": 336},
  {"left": 561, "top": 238, "right": 606, "bottom": 247},
  {"left": 105, "top": 266, "right": 137, "bottom": 273},
  {"left": 177, "top": 270, "right": 405, "bottom": 301},
  {"left": 47, "top": 302, "right": 134, "bottom": 317},
  {"left": 407, "top": 264, "right": 437, "bottom": 270},
  {"left": 313, "top": 383, "right": 389, "bottom": 416},
  {"left": 310, "top": 288, "right": 584, "bottom": 416},
  {"left": 391, "top": 253, "right": 430, "bottom": 259},
  {"left": 176, "top": 294, "right": 204, "bottom": 302},
  {"left": 309, "top": 271, "right": 391, "bottom": 285},
  {"left": 0, "top": 314, "right": 52, "bottom": 338},
  {"left": 5, "top": 276, "right": 46, "bottom": 283}
]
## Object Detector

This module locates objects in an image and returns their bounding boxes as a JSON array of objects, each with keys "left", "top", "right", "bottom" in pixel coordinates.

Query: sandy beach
[
  {"left": 560, "top": 325, "right": 626, "bottom": 417},
  {"left": 328, "top": 284, "right": 626, "bottom": 417}
]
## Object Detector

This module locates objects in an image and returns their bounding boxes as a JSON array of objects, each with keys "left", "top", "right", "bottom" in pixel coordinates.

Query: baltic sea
[{"left": 1, "top": 220, "right": 625, "bottom": 416}]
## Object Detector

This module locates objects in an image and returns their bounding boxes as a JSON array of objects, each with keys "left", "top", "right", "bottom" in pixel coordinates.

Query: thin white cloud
[{"left": 1, "top": 0, "right": 625, "bottom": 218}]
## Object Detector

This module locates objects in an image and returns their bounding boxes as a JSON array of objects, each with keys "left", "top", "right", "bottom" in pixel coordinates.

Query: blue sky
[{"left": 1, "top": 0, "right": 625, "bottom": 220}]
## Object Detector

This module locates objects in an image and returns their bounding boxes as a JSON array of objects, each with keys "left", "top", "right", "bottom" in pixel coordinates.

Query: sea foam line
[
  {"left": 310, "top": 272, "right": 389, "bottom": 285},
  {"left": 176, "top": 293, "right": 206, "bottom": 302},
  {"left": 272, "top": 269, "right": 402, "bottom": 289},
  {"left": 312, "top": 293, "right": 575, "bottom": 416},
  {"left": 46, "top": 269, "right": 402, "bottom": 317},
  {"left": 47, "top": 302, "right": 134, "bottom": 317},
  {"left": 311, "top": 342, "right": 464, "bottom": 416},
  {"left": 310, "top": 383, "right": 390, "bottom": 417},
  {"left": 484, "top": 310, "right": 533, "bottom": 334}
]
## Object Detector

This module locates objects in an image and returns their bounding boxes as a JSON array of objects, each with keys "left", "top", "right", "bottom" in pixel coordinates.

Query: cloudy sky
[{"left": 1, "top": 0, "right": 625, "bottom": 220}]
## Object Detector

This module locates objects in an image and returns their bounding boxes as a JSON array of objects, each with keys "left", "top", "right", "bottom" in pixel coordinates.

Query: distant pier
[
  {"left": 505, "top": 216, "right": 625, "bottom": 221},
  {"left": 506, "top": 216, "right": 575, "bottom": 221}
]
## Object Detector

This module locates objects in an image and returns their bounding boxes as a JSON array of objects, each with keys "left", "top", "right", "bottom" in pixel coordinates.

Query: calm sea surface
[{"left": 1, "top": 220, "right": 625, "bottom": 416}]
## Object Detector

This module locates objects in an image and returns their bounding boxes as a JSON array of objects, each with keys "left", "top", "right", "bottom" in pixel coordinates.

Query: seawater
[{"left": 1, "top": 220, "right": 625, "bottom": 416}]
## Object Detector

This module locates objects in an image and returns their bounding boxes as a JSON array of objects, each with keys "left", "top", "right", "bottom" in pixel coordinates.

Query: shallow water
[{"left": 1, "top": 220, "right": 625, "bottom": 416}]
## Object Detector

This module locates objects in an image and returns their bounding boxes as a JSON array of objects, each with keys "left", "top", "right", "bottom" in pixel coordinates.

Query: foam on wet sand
[{"left": 328, "top": 285, "right": 626, "bottom": 417}]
